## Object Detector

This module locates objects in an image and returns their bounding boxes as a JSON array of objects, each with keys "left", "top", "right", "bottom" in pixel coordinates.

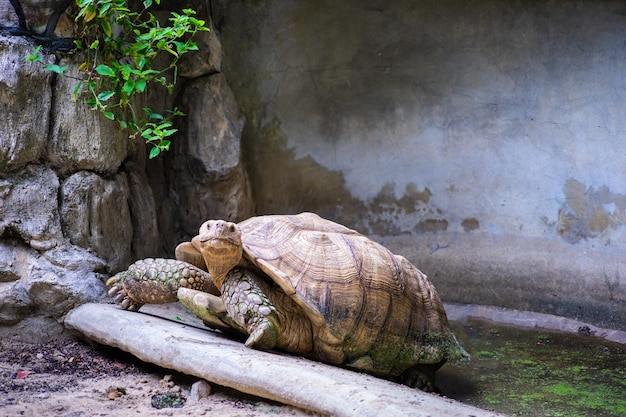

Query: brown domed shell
[{"left": 238, "top": 212, "right": 457, "bottom": 371}]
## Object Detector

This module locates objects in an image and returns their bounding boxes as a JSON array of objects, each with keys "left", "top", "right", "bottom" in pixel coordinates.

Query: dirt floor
[{"left": 0, "top": 337, "right": 319, "bottom": 417}]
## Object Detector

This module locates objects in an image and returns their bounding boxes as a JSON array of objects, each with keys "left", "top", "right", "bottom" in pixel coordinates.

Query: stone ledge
[
  {"left": 378, "top": 232, "right": 626, "bottom": 332},
  {"left": 445, "top": 303, "right": 626, "bottom": 345},
  {"left": 65, "top": 303, "right": 505, "bottom": 417}
]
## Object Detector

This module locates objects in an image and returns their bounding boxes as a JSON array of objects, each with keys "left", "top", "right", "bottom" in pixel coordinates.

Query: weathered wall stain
[
  {"left": 247, "top": 120, "right": 456, "bottom": 236},
  {"left": 557, "top": 179, "right": 626, "bottom": 243},
  {"left": 461, "top": 217, "right": 480, "bottom": 232}
]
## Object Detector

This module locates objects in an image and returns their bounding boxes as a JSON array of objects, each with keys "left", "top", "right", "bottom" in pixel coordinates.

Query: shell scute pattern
[{"left": 238, "top": 213, "right": 450, "bottom": 368}]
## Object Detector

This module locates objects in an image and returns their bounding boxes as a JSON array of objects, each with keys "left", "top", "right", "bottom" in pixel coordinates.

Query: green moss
[
  {"left": 342, "top": 330, "right": 464, "bottom": 375},
  {"left": 536, "top": 333, "right": 551, "bottom": 342},
  {"left": 546, "top": 382, "right": 626, "bottom": 415},
  {"left": 511, "top": 358, "right": 539, "bottom": 367},
  {"left": 437, "top": 318, "right": 626, "bottom": 417}
]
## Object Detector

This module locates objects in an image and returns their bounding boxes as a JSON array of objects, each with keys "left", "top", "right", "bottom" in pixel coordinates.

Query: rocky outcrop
[
  {"left": 0, "top": 36, "right": 53, "bottom": 171},
  {"left": 60, "top": 171, "right": 133, "bottom": 272},
  {"left": 0, "top": 34, "right": 138, "bottom": 325},
  {"left": 155, "top": 73, "right": 254, "bottom": 250},
  {"left": 48, "top": 58, "right": 130, "bottom": 175},
  {"left": 0, "top": 0, "right": 254, "bottom": 335},
  {"left": 147, "top": 18, "right": 254, "bottom": 252}
]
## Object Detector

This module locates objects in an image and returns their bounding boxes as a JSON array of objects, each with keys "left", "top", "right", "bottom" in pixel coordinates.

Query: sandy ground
[{"left": 0, "top": 337, "right": 320, "bottom": 417}]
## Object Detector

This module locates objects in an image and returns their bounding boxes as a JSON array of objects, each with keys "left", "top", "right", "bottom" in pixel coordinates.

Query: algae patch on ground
[{"left": 438, "top": 318, "right": 626, "bottom": 417}]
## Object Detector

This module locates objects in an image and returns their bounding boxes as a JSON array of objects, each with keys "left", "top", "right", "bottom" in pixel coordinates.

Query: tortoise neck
[
  {"left": 208, "top": 264, "right": 230, "bottom": 290},
  {"left": 204, "top": 249, "right": 242, "bottom": 290}
]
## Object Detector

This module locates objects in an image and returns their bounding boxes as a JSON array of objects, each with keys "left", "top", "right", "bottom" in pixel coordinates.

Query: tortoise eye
[{"left": 229, "top": 225, "right": 236, "bottom": 233}]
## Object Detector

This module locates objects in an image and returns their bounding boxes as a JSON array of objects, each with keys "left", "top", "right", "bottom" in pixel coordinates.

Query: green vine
[{"left": 26, "top": 0, "right": 209, "bottom": 158}]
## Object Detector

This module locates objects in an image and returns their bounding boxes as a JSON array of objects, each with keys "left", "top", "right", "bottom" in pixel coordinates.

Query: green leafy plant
[{"left": 25, "top": 0, "right": 209, "bottom": 158}]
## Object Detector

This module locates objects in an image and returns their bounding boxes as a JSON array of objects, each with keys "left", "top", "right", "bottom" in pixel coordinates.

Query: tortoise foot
[
  {"left": 397, "top": 362, "right": 443, "bottom": 392},
  {"left": 106, "top": 258, "right": 216, "bottom": 312},
  {"left": 245, "top": 318, "right": 278, "bottom": 350},
  {"left": 106, "top": 274, "right": 143, "bottom": 311},
  {"left": 222, "top": 268, "right": 281, "bottom": 350}
]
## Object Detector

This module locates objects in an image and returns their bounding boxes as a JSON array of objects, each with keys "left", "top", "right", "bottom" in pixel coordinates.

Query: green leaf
[
  {"left": 103, "top": 111, "right": 115, "bottom": 120},
  {"left": 97, "top": 91, "right": 115, "bottom": 101},
  {"left": 144, "top": 109, "right": 163, "bottom": 120},
  {"left": 98, "top": 3, "right": 112, "bottom": 18},
  {"left": 136, "top": 57, "right": 147, "bottom": 70},
  {"left": 135, "top": 80, "right": 147, "bottom": 92},
  {"left": 120, "top": 64, "right": 132, "bottom": 80},
  {"left": 46, "top": 64, "right": 68, "bottom": 74},
  {"left": 149, "top": 147, "right": 161, "bottom": 159},
  {"left": 122, "top": 79, "right": 135, "bottom": 96},
  {"left": 141, "top": 128, "right": 154, "bottom": 139},
  {"left": 95, "top": 64, "right": 115, "bottom": 77},
  {"left": 101, "top": 19, "right": 113, "bottom": 37},
  {"left": 83, "top": 5, "right": 97, "bottom": 22},
  {"left": 25, "top": 45, "right": 43, "bottom": 62},
  {"left": 186, "top": 41, "right": 199, "bottom": 51},
  {"left": 73, "top": 81, "right": 83, "bottom": 102},
  {"left": 162, "top": 46, "right": 178, "bottom": 57}
]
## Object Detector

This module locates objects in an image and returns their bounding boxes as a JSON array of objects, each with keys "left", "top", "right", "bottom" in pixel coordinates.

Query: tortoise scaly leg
[
  {"left": 178, "top": 287, "right": 247, "bottom": 334},
  {"left": 221, "top": 268, "right": 281, "bottom": 351},
  {"left": 397, "top": 361, "right": 445, "bottom": 393},
  {"left": 106, "top": 258, "right": 218, "bottom": 311}
]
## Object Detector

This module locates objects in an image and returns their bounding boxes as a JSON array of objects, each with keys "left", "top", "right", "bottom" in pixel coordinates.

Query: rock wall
[
  {"left": 0, "top": 1, "right": 253, "bottom": 336},
  {"left": 215, "top": 0, "right": 626, "bottom": 330}
]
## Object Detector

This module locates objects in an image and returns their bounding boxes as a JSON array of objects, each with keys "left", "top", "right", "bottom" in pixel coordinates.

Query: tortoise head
[{"left": 196, "top": 220, "right": 243, "bottom": 287}]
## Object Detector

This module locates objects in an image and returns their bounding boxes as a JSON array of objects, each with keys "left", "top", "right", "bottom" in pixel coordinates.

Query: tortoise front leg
[
  {"left": 106, "top": 258, "right": 218, "bottom": 311},
  {"left": 221, "top": 268, "right": 281, "bottom": 351},
  {"left": 178, "top": 287, "right": 247, "bottom": 335}
]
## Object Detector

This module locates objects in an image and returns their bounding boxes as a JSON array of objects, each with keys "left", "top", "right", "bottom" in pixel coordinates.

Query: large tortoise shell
[{"left": 236, "top": 212, "right": 456, "bottom": 371}]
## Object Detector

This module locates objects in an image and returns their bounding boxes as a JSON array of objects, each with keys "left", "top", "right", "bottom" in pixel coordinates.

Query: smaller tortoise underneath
[{"left": 107, "top": 212, "right": 467, "bottom": 391}]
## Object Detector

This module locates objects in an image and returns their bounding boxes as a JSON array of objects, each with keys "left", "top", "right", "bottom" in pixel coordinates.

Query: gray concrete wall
[{"left": 215, "top": 0, "right": 626, "bottom": 330}]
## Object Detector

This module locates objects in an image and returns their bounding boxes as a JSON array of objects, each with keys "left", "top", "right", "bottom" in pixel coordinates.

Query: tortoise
[{"left": 107, "top": 212, "right": 467, "bottom": 391}]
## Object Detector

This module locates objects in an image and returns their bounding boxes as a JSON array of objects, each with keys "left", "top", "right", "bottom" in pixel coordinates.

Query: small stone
[
  {"left": 161, "top": 374, "right": 174, "bottom": 388},
  {"left": 189, "top": 380, "right": 212, "bottom": 401},
  {"left": 106, "top": 386, "right": 126, "bottom": 399}
]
